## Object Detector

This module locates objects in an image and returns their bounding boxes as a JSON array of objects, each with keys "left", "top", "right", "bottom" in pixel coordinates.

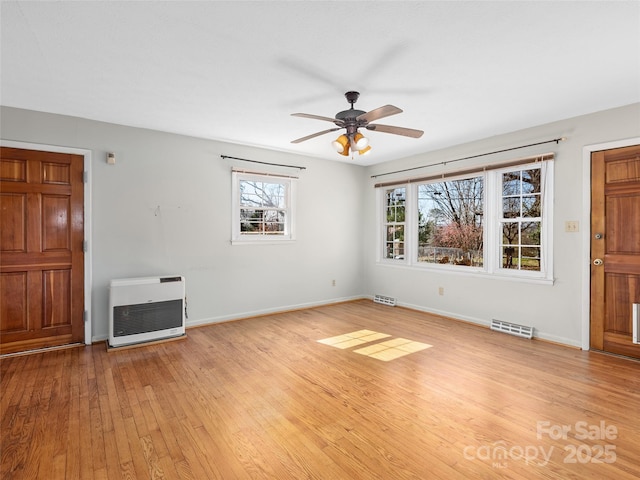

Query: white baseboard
[
  {"left": 185, "top": 295, "right": 366, "bottom": 328},
  {"left": 396, "top": 299, "right": 581, "bottom": 348}
]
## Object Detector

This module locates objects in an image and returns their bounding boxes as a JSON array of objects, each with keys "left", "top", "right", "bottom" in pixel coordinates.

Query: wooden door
[
  {"left": 590, "top": 144, "right": 640, "bottom": 359},
  {"left": 0, "top": 147, "right": 84, "bottom": 355}
]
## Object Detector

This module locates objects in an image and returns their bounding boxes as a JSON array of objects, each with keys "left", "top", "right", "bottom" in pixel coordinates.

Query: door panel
[
  {"left": 0, "top": 147, "right": 84, "bottom": 354},
  {"left": 590, "top": 145, "right": 640, "bottom": 360},
  {"left": 0, "top": 193, "right": 26, "bottom": 251}
]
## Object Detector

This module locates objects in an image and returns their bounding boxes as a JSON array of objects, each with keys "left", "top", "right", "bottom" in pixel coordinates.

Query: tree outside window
[
  {"left": 417, "top": 176, "right": 484, "bottom": 267},
  {"left": 240, "top": 180, "right": 286, "bottom": 235}
]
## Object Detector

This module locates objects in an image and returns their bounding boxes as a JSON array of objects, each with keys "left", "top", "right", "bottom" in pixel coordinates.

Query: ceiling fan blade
[
  {"left": 291, "top": 113, "right": 343, "bottom": 125},
  {"left": 291, "top": 127, "right": 341, "bottom": 144},
  {"left": 356, "top": 105, "right": 403, "bottom": 123},
  {"left": 366, "top": 123, "right": 424, "bottom": 138}
]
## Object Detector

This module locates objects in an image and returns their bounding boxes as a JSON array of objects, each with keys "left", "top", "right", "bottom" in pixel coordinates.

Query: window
[
  {"left": 232, "top": 171, "right": 296, "bottom": 243},
  {"left": 383, "top": 187, "right": 406, "bottom": 259},
  {"left": 417, "top": 176, "right": 484, "bottom": 267},
  {"left": 500, "top": 168, "right": 542, "bottom": 271},
  {"left": 378, "top": 159, "right": 553, "bottom": 282}
]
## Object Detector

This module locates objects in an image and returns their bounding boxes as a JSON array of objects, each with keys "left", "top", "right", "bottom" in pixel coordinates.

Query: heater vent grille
[
  {"left": 374, "top": 294, "right": 397, "bottom": 307},
  {"left": 491, "top": 319, "right": 533, "bottom": 339},
  {"left": 113, "top": 300, "right": 183, "bottom": 337}
]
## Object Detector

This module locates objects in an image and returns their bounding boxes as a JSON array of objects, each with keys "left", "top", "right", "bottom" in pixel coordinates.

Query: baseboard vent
[
  {"left": 374, "top": 294, "right": 397, "bottom": 307},
  {"left": 490, "top": 319, "right": 533, "bottom": 339}
]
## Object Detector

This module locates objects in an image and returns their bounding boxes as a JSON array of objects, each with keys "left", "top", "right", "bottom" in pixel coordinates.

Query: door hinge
[
  {"left": 83, "top": 241, "right": 88, "bottom": 253},
  {"left": 83, "top": 171, "right": 88, "bottom": 183},
  {"left": 83, "top": 310, "right": 88, "bottom": 323}
]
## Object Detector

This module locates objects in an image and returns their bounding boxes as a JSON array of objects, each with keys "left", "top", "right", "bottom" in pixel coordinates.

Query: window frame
[
  {"left": 376, "top": 160, "right": 554, "bottom": 283},
  {"left": 231, "top": 171, "right": 296, "bottom": 245}
]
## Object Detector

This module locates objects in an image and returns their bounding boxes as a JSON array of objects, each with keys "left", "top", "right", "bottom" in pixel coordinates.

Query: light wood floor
[{"left": 2, "top": 299, "right": 640, "bottom": 479}]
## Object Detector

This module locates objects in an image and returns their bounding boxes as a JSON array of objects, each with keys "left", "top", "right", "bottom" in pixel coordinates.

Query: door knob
[{"left": 593, "top": 258, "right": 603, "bottom": 266}]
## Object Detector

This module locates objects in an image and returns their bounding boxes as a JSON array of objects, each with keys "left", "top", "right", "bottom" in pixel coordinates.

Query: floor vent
[
  {"left": 490, "top": 319, "right": 533, "bottom": 339},
  {"left": 374, "top": 294, "right": 397, "bottom": 307}
]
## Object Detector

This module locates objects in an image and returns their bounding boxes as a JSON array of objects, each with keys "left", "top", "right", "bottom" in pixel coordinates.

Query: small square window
[{"left": 232, "top": 172, "right": 296, "bottom": 244}]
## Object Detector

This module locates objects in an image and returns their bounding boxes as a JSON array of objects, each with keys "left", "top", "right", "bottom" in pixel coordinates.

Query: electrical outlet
[
  {"left": 565, "top": 221, "right": 579, "bottom": 232},
  {"left": 438, "top": 287, "right": 444, "bottom": 296},
  {"left": 332, "top": 279, "right": 336, "bottom": 287}
]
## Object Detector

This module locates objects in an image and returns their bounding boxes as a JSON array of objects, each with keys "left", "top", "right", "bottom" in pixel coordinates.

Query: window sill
[
  {"left": 375, "top": 260, "right": 555, "bottom": 285},
  {"left": 231, "top": 238, "right": 295, "bottom": 246}
]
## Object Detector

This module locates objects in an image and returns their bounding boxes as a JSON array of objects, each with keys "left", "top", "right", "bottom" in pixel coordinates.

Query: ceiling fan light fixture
[
  {"left": 358, "top": 145, "right": 372, "bottom": 156},
  {"left": 351, "top": 132, "right": 369, "bottom": 151},
  {"left": 332, "top": 134, "right": 349, "bottom": 155}
]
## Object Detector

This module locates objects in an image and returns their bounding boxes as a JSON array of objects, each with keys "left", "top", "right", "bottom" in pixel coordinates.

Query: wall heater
[{"left": 109, "top": 276, "right": 186, "bottom": 348}]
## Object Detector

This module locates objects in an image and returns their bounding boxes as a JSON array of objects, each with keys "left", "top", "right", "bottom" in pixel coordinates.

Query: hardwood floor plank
[{"left": 2, "top": 300, "right": 640, "bottom": 479}]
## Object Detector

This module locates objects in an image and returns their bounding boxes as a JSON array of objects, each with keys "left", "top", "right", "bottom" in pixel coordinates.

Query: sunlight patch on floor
[
  {"left": 317, "top": 329, "right": 391, "bottom": 349},
  {"left": 317, "top": 330, "right": 432, "bottom": 360},
  {"left": 354, "top": 338, "right": 432, "bottom": 361}
]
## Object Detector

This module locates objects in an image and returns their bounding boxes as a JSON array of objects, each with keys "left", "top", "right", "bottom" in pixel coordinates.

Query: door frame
[
  {"left": 581, "top": 136, "right": 640, "bottom": 351},
  {"left": 0, "top": 139, "right": 93, "bottom": 345}
]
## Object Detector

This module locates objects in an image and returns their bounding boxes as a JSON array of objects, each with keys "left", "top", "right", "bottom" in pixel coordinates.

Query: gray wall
[
  {"left": 1, "top": 106, "right": 366, "bottom": 341},
  {"left": 364, "top": 103, "right": 640, "bottom": 346},
  {"left": 2, "top": 103, "right": 639, "bottom": 347}
]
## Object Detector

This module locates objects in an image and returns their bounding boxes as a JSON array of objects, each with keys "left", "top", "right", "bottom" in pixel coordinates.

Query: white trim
[
  {"left": 395, "top": 298, "right": 581, "bottom": 348},
  {"left": 0, "top": 139, "right": 93, "bottom": 345},
  {"left": 185, "top": 295, "right": 365, "bottom": 328},
  {"left": 581, "top": 137, "right": 640, "bottom": 351}
]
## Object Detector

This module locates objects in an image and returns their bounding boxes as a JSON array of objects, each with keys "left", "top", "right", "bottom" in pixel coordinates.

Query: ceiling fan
[{"left": 291, "top": 91, "right": 424, "bottom": 157}]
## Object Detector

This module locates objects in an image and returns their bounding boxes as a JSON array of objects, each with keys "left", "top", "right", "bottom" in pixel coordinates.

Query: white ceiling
[{"left": 2, "top": 1, "right": 639, "bottom": 165}]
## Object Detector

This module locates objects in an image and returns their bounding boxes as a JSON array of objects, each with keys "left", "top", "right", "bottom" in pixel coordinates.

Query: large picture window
[
  {"left": 378, "top": 159, "right": 553, "bottom": 282},
  {"left": 232, "top": 171, "right": 296, "bottom": 243}
]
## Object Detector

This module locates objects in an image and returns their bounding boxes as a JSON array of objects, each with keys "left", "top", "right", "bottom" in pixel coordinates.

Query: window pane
[
  {"left": 386, "top": 241, "right": 404, "bottom": 259},
  {"left": 502, "top": 246, "right": 519, "bottom": 269},
  {"left": 502, "top": 172, "right": 521, "bottom": 196},
  {"left": 521, "top": 247, "right": 541, "bottom": 271},
  {"left": 522, "top": 169, "right": 541, "bottom": 194},
  {"left": 503, "top": 198, "right": 520, "bottom": 218},
  {"left": 417, "top": 177, "right": 483, "bottom": 267},
  {"left": 502, "top": 222, "right": 519, "bottom": 245},
  {"left": 240, "top": 180, "right": 285, "bottom": 208},
  {"left": 521, "top": 222, "right": 541, "bottom": 245},
  {"left": 239, "top": 208, "right": 286, "bottom": 236},
  {"left": 522, "top": 195, "right": 540, "bottom": 217},
  {"left": 387, "top": 205, "right": 405, "bottom": 222}
]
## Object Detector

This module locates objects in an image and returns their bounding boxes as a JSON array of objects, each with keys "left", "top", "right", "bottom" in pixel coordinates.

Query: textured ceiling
[{"left": 1, "top": 1, "right": 639, "bottom": 165}]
